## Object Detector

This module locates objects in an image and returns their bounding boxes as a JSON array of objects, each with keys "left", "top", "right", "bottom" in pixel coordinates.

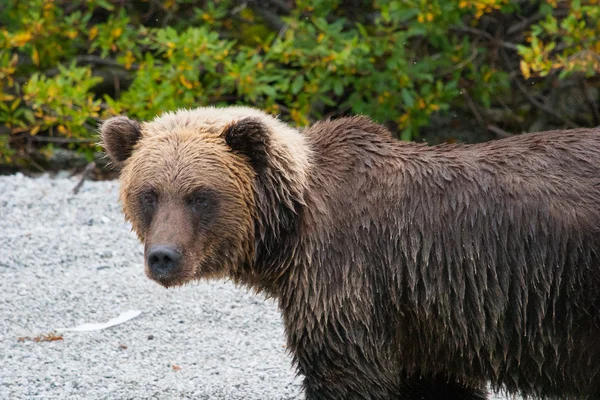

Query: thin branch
[
  {"left": 29, "top": 136, "right": 99, "bottom": 144},
  {"left": 72, "top": 162, "right": 96, "bottom": 195},
  {"left": 513, "top": 77, "right": 578, "bottom": 129},
  {"left": 579, "top": 76, "right": 600, "bottom": 126},
  {"left": 506, "top": 8, "right": 570, "bottom": 36},
  {"left": 250, "top": 5, "right": 287, "bottom": 32},
  {"left": 264, "top": 0, "right": 291, "bottom": 13},
  {"left": 451, "top": 48, "right": 479, "bottom": 72},
  {"left": 460, "top": 88, "right": 484, "bottom": 125},
  {"left": 28, "top": 158, "right": 45, "bottom": 173},
  {"left": 450, "top": 26, "right": 518, "bottom": 51},
  {"left": 499, "top": 47, "right": 578, "bottom": 129},
  {"left": 487, "top": 124, "right": 514, "bottom": 138},
  {"left": 75, "top": 55, "right": 140, "bottom": 71}
]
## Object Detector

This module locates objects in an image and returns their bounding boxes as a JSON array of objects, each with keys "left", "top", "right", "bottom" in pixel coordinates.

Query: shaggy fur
[{"left": 101, "top": 106, "right": 600, "bottom": 400}]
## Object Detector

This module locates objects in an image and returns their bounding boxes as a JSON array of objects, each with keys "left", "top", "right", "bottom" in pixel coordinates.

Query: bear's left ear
[
  {"left": 224, "top": 117, "right": 271, "bottom": 170},
  {"left": 100, "top": 116, "right": 142, "bottom": 166}
]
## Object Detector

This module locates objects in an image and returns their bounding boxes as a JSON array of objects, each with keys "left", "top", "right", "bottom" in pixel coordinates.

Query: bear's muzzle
[{"left": 146, "top": 244, "right": 182, "bottom": 282}]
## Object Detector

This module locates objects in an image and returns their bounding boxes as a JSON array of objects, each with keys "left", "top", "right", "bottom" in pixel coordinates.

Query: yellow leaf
[
  {"left": 123, "top": 50, "right": 135, "bottom": 70},
  {"left": 30, "top": 125, "right": 40, "bottom": 135},
  {"left": 317, "top": 33, "right": 325, "bottom": 43},
  {"left": 57, "top": 125, "right": 67, "bottom": 134},
  {"left": 397, "top": 113, "right": 409, "bottom": 124},
  {"left": 66, "top": 30, "right": 78, "bottom": 40},
  {"left": 179, "top": 75, "right": 193, "bottom": 89},
  {"left": 89, "top": 27, "right": 98, "bottom": 41},
  {"left": 32, "top": 46, "right": 40, "bottom": 67},
  {"left": 520, "top": 60, "right": 531, "bottom": 79},
  {"left": 111, "top": 27, "right": 123, "bottom": 39},
  {"left": 0, "top": 93, "right": 15, "bottom": 101},
  {"left": 9, "top": 31, "right": 32, "bottom": 47},
  {"left": 10, "top": 98, "right": 20, "bottom": 111}
]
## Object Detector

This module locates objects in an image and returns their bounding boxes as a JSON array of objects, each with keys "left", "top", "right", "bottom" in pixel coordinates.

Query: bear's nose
[{"left": 147, "top": 245, "right": 182, "bottom": 276}]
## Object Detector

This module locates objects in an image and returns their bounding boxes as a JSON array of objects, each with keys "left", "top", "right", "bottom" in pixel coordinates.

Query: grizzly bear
[{"left": 100, "top": 106, "right": 600, "bottom": 400}]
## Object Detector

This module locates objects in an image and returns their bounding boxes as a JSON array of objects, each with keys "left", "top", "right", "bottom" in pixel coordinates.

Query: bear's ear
[
  {"left": 223, "top": 117, "right": 271, "bottom": 170},
  {"left": 100, "top": 116, "right": 142, "bottom": 166}
]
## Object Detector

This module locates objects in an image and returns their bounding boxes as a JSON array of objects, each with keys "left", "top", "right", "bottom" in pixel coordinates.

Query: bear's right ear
[
  {"left": 100, "top": 116, "right": 142, "bottom": 166},
  {"left": 223, "top": 117, "right": 271, "bottom": 170}
]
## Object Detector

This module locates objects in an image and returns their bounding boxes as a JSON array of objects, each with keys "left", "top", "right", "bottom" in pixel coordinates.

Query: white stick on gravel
[{"left": 0, "top": 174, "right": 513, "bottom": 399}]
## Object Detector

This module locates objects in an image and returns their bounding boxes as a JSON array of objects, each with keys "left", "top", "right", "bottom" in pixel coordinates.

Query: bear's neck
[{"left": 235, "top": 125, "right": 312, "bottom": 297}]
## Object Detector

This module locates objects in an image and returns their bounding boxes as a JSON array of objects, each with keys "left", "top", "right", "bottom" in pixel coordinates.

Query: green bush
[{"left": 1, "top": 0, "right": 599, "bottom": 168}]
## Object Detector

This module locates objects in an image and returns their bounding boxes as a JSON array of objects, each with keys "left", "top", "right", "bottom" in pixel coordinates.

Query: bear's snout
[{"left": 147, "top": 245, "right": 182, "bottom": 279}]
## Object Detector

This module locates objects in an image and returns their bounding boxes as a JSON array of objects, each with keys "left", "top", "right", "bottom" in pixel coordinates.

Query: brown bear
[{"left": 100, "top": 106, "right": 600, "bottom": 400}]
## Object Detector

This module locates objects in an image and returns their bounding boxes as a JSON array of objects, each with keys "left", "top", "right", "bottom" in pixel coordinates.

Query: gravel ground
[
  {"left": 0, "top": 173, "right": 302, "bottom": 400},
  {"left": 0, "top": 174, "right": 513, "bottom": 400}
]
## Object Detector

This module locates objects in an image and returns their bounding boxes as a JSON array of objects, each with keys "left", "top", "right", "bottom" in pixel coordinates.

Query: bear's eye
[
  {"left": 193, "top": 194, "right": 209, "bottom": 209},
  {"left": 140, "top": 190, "right": 158, "bottom": 210},
  {"left": 187, "top": 189, "right": 218, "bottom": 219}
]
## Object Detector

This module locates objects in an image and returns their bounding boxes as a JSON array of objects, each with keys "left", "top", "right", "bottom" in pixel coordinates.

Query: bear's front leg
[
  {"left": 396, "top": 375, "right": 489, "bottom": 400},
  {"left": 304, "top": 377, "right": 488, "bottom": 400},
  {"left": 301, "top": 364, "right": 488, "bottom": 400}
]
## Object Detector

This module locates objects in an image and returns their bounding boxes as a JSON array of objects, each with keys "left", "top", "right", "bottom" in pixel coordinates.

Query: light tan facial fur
[{"left": 100, "top": 106, "right": 311, "bottom": 287}]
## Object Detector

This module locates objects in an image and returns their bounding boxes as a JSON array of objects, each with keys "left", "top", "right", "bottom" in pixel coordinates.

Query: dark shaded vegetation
[{"left": 1, "top": 0, "right": 599, "bottom": 173}]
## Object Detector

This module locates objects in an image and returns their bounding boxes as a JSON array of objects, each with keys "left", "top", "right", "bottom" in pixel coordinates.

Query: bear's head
[{"left": 100, "top": 107, "right": 310, "bottom": 289}]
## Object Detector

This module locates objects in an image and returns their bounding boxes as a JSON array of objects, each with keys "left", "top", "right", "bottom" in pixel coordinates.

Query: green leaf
[
  {"left": 356, "top": 23, "right": 368, "bottom": 38},
  {"left": 333, "top": 80, "right": 344, "bottom": 96},
  {"left": 400, "top": 127, "right": 413, "bottom": 141},
  {"left": 10, "top": 98, "right": 20, "bottom": 112},
  {"left": 96, "top": 0, "right": 115, "bottom": 11},
  {"left": 401, "top": 88, "right": 414, "bottom": 108},
  {"left": 259, "top": 85, "right": 276, "bottom": 98},
  {"left": 291, "top": 75, "right": 304, "bottom": 95}
]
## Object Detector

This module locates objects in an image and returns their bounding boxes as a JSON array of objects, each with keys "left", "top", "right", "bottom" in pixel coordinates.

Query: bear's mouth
[
  {"left": 149, "top": 272, "right": 182, "bottom": 288},
  {"left": 143, "top": 245, "right": 227, "bottom": 287},
  {"left": 144, "top": 257, "right": 196, "bottom": 289}
]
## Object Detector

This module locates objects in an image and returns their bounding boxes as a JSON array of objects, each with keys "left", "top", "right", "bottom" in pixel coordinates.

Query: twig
[
  {"left": 29, "top": 136, "right": 99, "bottom": 144},
  {"left": 276, "top": 21, "right": 289, "bottom": 41},
  {"left": 452, "top": 48, "right": 479, "bottom": 72},
  {"left": 506, "top": 9, "right": 569, "bottom": 36},
  {"left": 28, "top": 158, "right": 45, "bottom": 173},
  {"left": 498, "top": 47, "right": 578, "bottom": 129},
  {"left": 487, "top": 124, "right": 513, "bottom": 138},
  {"left": 513, "top": 77, "right": 578, "bottom": 128},
  {"left": 75, "top": 55, "right": 140, "bottom": 71},
  {"left": 250, "top": 5, "right": 287, "bottom": 32},
  {"left": 579, "top": 77, "right": 600, "bottom": 126},
  {"left": 72, "top": 162, "right": 96, "bottom": 195},
  {"left": 230, "top": 2, "right": 247, "bottom": 15},
  {"left": 460, "top": 88, "right": 485, "bottom": 125},
  {"left": 450, "top": 26, "right": 518, "bottom": 51},
  {"left": 264, "top": 0, "right": 291, "bottom": 13}
]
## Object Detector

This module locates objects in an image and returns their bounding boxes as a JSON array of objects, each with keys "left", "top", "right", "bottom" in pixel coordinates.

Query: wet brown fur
[{"left": 101, "top": 107, "right": 600, "bottom": 400}]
